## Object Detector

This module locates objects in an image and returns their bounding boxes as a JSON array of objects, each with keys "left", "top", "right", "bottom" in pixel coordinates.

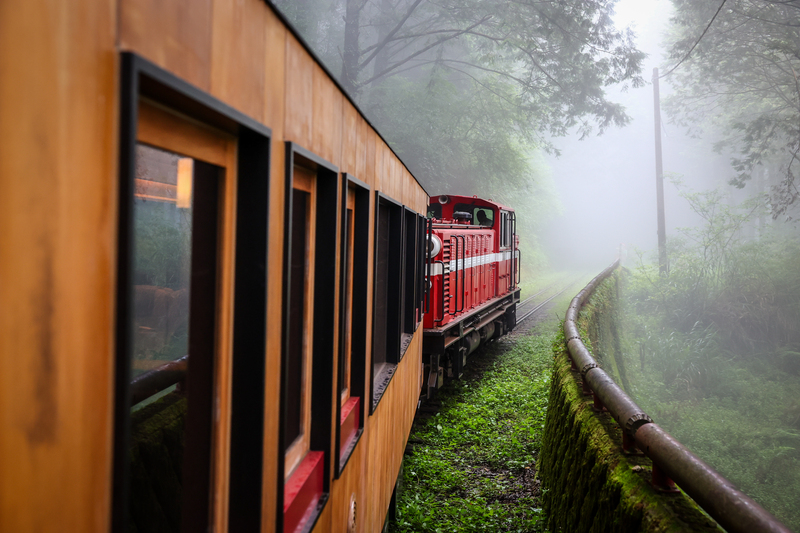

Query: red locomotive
[{"left": 422, "top": 194, "right": 521, "bottom": 398}]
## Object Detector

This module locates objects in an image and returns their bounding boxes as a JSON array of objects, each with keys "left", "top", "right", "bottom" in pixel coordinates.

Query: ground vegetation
[
  {"left": 621, "top": 185, "right": 800, "bottom": 529},
  {"left": 390, "top": 332, "right": 555, "bottom": 532}
]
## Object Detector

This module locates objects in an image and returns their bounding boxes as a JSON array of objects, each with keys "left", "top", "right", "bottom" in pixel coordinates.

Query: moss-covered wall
[{"left": 539, "top": 273, "right": 721, "bottom": 532}]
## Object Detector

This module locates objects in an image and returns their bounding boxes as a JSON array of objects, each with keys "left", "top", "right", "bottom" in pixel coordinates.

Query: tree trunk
[{"left": 341, "top": 0, "right": 363, "bottom": 96}]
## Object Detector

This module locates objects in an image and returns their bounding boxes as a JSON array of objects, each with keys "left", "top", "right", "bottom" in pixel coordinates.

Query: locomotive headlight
[{"left": 427, "top": 234, "right": 442, "bottom": 258}]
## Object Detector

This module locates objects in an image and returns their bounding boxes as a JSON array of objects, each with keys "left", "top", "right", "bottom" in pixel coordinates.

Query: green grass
[{"left": 390, "top": 330, "right": 557, "bottom": 533}]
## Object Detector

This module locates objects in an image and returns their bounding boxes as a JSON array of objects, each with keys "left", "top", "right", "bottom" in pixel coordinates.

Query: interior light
[{"left": 176, "top": 157, "right": 193, "bottom": 208}]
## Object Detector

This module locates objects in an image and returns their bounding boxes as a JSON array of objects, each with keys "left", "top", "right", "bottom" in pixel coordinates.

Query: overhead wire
[{"left": 660, "top": 0, "right": 729, "bottom": 78}]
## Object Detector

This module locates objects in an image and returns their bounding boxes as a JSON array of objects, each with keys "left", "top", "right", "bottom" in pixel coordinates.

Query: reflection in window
[
  {"left": 132, "top": 145, "right": 192, "bottom": 383},
  {"left": 127, "top": 143, "right": 220, "bottom": 533}
]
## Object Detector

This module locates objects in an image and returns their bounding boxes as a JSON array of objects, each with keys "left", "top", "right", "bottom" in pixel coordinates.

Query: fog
[
  {"left": 543, "top": 0, "right": 728, "bottom": 270},
  {"left": 274, "top": 0, "right": 795, "bottom": 273},
  {"left": 274, "top": 1, "right": 800, "bottom": 528}
]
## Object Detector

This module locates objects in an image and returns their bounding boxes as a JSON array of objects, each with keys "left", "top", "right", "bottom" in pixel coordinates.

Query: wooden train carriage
[{"left": 0, "top": 2, "right": 429, "bottom": 532}]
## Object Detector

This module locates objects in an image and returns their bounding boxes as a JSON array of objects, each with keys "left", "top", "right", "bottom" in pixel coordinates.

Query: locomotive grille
[{"left": 442, "top": 239, "right": 451, "bottom": 315}]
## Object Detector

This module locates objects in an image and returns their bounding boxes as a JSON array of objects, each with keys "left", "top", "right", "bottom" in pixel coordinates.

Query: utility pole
[{"left": 653, "top": 68, "right": 668, "bottom": 275}]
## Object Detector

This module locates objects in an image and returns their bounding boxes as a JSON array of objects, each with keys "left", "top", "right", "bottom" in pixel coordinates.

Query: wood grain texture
[
  {"left": 210, "top": 0, "right": 266, "bottom": 121},
  {"left": 120, "top": 0, "right": 213, "bottom": 90},
  {"left": 137, "top": 99, "right": 232, "bottom": 166},
  {"left": 263, "top": 7, "right": 287, "bottom": 128},
  {"left": 355, "top": 117, "right": 369, "bottom": 182},
  {"left": 261, "top": 10, "right": 287, "bottom": 530},
  {"left": 0, "top": 0, "right": 117, "bottom": 531},
  {"left": 359, "top": 331, "right": 423, "bottom": 532},
  {"left": 311, "top": 64, "right": 340, "bottom": 165},
  {"left": 341, "top": 102, "right": 359, "bottom": 176},
  {"left": 262, "top": 134, "right": 285, "bottom": 533},
  {"left": 329, "top": 434, "right": 368, "bottom": 532},
  {"left": 1, "top": 1, "right": 430, "bottom": 531},
  {"left": 211, "top": 130, "right": 239, "bottom": 533},
  {"left": 284, "top": 36, "right": 313, "bottom": 148}
]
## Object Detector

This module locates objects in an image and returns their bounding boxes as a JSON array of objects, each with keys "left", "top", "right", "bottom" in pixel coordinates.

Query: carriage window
[
  {"left": 131, "top": 145, "right": 193, "bottom": 389},
  {"left": 281, "top": 145, "right": 338, "bottom": 532},
  {"left": 284, "top": 165, "right": 316, "bottom": 476},
  {"left": 339, "top": 193, "right": 355, "bottom": 406},
  {"left": 336, "top": 176, "right": 370, "bottom": 474},
  {"left": 401, "top": 208, "right": 418, "bottom": 344},
  {"left": 372, "top": 194, "right": 403, "bottom": 411},
  {"left": 115, "top": 63, "right": 270, "bottom": 533},
  {"left": 127, "top": 126, "right": 228, "bottom": 533}
]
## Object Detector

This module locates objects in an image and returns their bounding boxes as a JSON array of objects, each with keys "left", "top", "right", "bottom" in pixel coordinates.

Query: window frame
[
  {"left": 280, "top": 142, "right": 338, "bottom": 532},
  {"left": 401, "top": 206, "right": 418, "bottom": 340},
  {"left": 114, "top": 52, "right": 271, "bottom": 533},
  {"left": 370, "top": 192, "right": 404, "bottom": 414},
  {"left": 334, "top": 173, "right": 370, "bottom": 477}
]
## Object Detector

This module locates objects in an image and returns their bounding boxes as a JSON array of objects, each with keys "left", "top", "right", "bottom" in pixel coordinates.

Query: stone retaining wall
[{"left": 539, "top": 272, "right": 721, "bottom": 532}]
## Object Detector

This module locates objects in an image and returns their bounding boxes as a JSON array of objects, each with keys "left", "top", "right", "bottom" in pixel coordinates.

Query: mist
[{"left": 274, "top": 1, "right": 800, "bottom": 527}]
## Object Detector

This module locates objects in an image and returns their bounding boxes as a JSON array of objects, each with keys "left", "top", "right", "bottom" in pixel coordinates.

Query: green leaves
[
  {"left": 663, "top": 0, "right": 800, "bottom": 217},
  {"left": 391, "top": 334, "right": 556, "bottom": 532}
]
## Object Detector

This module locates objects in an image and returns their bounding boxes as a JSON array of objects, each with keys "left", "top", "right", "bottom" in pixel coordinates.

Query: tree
[
  {"left": 663, "top": 0, "right": 800, "bottom": 219},
  {"left": 272, "top": 0, "right": 644, "bottom": 266},
  {"left": 273, "top": 0, "right": 645, "bottom": 181}
]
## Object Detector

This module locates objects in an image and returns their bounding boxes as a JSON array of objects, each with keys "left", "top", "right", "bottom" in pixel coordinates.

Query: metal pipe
[
  {"left": 635, "top": 424, "right": 791, "bottom": 533},
  {"left": 563, "top": 261, "right": 792, "bottom": 533}
]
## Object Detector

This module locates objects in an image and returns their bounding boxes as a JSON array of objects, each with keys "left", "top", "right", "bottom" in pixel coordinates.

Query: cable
[{"left": 660, "top": 0, "right": 729, "bottom": 78}]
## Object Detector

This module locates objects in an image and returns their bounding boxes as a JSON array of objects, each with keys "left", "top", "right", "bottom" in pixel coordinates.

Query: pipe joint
[
  {"left": 580, "top": 362, "right": 598, "bottom": 378},
  {"left": 624, "top": 413, "right": 653, "bottom": 436}
]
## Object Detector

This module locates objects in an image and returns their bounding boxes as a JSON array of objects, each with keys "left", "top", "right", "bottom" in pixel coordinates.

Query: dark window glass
[
  {"left": 402, "top": 209, "right": 417, "bottom": 337},
  {"left": 373, "top": 206, "right": 390, "bottom": 371},
  {"left": 285, "top": 190, "right": 309, "bottom": 449},
  {"left": 339, "top": 207, "right": 354, "bottom": 397},
  {"left": 372, "top": 196, "right": 404, "bottom": 409}
]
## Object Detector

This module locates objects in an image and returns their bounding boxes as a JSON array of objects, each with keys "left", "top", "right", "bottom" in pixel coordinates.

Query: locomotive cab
[{"left": 422, "top": 195, "right": 521, "bottom": 399}]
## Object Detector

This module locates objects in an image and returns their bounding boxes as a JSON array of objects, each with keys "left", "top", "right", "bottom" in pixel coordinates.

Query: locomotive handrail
[
  {"left": 566, "top": 261, "right": 792, "bottom": 533},
  {"left": 448, "top": 235, "right": 458, "bottom": 316},
  {"left": 424, "top": 217, "right": 432, "bottom": 314},
  {"left": 129, "top": 355, "right": 188, "bottom": 406},
  {"left": 456, "top": 235, "right": 466, "bottom": 314},
  {"left": 433, "top": 259, "right": 446, "bottom": 323},
  {"left": 510, "top": 212, "right": 516, "bottom": 292}
]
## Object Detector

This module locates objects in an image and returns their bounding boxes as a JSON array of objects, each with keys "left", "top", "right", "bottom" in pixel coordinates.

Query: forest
[{"left": 273, "top": 0, "right": 800, "bottom": 528}]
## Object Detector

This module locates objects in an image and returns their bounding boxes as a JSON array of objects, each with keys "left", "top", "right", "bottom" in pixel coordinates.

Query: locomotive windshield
[
  {"left": 453, "top": 203, "right": 494, "bottom": 227},
  {"left": 427, "top": 203, "right": 442, "bottom": 219}
]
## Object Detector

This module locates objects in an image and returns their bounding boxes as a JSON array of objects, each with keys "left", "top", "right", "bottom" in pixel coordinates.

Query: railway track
[{"left": 516, "top": 276, "right": 583, "bottom": 325}]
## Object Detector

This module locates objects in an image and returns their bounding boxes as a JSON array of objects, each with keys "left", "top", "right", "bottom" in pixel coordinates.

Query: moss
[{"left": 540, "top": 272, "right": 723, "bottom": 533}]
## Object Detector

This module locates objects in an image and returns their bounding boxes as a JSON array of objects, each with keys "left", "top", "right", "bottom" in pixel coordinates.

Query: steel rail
[
  {"left": 565, "top": 260, "right": 792, "bottom": 533},
  {"left": 517, "top": 281, "right": 575, "bottom": 324}
]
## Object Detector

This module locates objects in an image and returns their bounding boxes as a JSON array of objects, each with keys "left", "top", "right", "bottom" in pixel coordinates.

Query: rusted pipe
[
  {"left": 635, "top": 423, "right": 791, "bottom": 533},
  {"left": 563, "top": 260, "right": 793, "bottom": 533},
  {"left": 130, "top": 355, "right": 188, "bottom": 406}
]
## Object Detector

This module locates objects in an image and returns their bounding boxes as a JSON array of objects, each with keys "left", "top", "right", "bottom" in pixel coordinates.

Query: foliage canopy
[
  {"left": 273, "top": 0, "right": 645, "bottom": 194},
  {"left": 663, "top": 0, "right": 800, "bottom": 218}
]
